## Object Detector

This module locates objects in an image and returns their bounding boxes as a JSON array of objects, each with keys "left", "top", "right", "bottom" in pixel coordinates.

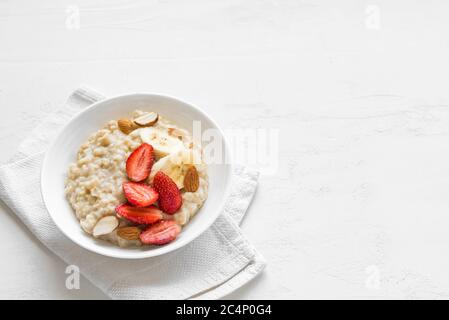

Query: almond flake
[
  {"left": 134, "top": 112, "right": 159, "bottom": 127},
  {"left": 93, "top": 216, "right": 119, "bottom": 237}
]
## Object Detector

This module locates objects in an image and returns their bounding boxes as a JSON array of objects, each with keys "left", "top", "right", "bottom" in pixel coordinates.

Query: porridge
[{"left": 65, "top": 110, "right": 208, "bottom": 247}]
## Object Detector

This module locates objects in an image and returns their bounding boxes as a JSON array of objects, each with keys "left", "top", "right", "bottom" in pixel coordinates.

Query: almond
[
  {"left": 118, "top": 118, "right": 138, "bottom": 135},
  {"left": 93, "top": 216, "right": 119, "bottom": 237},
  {"left": 168, "top": 127, "right": 188, "bottom": 140},
  {"left": 183, "top": 165, "right": 200, "bottom": 192},
  {"left": 134, "top": 112, "right": 159, "bottom": 127},
  {"left": 117, "top": 226, "right": 141, "bottom": 240}
]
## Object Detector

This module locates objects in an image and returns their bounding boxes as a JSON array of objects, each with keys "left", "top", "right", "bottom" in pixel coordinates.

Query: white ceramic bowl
[{"left": 41, "top": 93, "right": 232, "bottom": 259}]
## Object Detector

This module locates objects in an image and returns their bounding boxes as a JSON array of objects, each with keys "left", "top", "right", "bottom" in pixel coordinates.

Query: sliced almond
[
  {"left": 183, "top": 165, "right": 200, "bottom": 192},
  {"left": 168, "top": 127, "right": 188, "bottom": 140},
  {"left": 117, "top": 227, "right": 141, "bottom": 240},
  {"left": 93, "top": 216, "right": 119, "bottom": 237},
  {"left": 118, "top": 118, "right": 138, "bottom": 135},
  {"left": 134, "top": 112, "right": 159, "bottom": 127}
]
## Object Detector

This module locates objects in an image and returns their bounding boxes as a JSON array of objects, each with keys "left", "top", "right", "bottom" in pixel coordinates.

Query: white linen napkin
[{"left": 0, "top": 86, "right": 266, "bottom": 300}]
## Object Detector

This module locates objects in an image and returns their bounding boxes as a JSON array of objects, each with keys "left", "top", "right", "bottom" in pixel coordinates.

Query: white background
[{"left": 1, "top": 0, "right": 449, "bottom": 299}]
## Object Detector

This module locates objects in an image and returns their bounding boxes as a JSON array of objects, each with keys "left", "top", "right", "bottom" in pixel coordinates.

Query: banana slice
[
  {"left": 149, "top": 149, "right": 201, "bottom": 189},
  {"left": 140, "top": 127, "right": 184, "bottom": 159}
]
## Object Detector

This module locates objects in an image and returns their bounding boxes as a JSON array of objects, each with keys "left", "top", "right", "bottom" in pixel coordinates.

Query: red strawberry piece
[
  {"left": 115, "top": 204, "right": 162, "bottom": 225},
  {"left": 140, "top": 220, "right": 181, "bottom": 245},
  {"left": 123, "top": 182, "right": 159, "bottom": 207},
  {"left": 153, "top": 171, "right": 183, "bottom": 214},
  {"left": 126, "top": 143, "right": 154, "bottom": 182}
]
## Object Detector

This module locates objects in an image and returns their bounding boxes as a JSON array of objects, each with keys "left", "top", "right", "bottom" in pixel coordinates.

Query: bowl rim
[{"left": 41, "top": 92, "right": 233, "bottom": 259}]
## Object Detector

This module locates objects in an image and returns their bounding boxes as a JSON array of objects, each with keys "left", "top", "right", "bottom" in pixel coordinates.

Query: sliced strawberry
[
  {"left": 140, "top": 220, "right": 181, "bottom": 245},
  {"left": 115, "top": 204, "right": 162, "bottom": 225},
  {"left": 126, "top": 143, "right": 154, "bottom": 182},
  {"left": 123, "top": 182, "right": 159, "bottom": 207},
  {"left": 153, "top": 171, "right": 183, "bottom": 214}
]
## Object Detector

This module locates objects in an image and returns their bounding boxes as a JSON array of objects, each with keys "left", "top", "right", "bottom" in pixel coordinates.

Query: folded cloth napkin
[{"left": 0, "top": 86, "right": 266, "bottom": 300}]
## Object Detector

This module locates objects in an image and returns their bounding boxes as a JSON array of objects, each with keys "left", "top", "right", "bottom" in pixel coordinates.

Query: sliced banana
[
  {"left": 149, "top": 149, "right": 201, "bottom": 189},
  {"left": 140, "top": 127, "right": 184, "bottom": 159}
]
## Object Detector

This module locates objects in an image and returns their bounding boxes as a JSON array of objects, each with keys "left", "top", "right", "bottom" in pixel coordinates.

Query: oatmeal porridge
[{"left": 65, "top": 110, "right": 208, "bottom": 247}]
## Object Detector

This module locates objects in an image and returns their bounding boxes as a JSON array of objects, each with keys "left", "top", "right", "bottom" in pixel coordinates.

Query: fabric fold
[{"left": 0, "top": 87, "right": 265, "bottom": 300}]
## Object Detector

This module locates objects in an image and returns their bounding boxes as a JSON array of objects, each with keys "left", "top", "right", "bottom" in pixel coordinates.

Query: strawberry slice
[
  {"left": 126, "top": 143, "right": 154, "bottom": 182},
  {"left": 123, "top": 182, "right": 159, "bottom": 207},
  {"left": 140, "top": 220, "right": 181, "bottom": 245},
  {"left": 115, "top": 204, "right": 162, "bottom": 225},
  {"left": 153, "top": 171, "right": 183, "bottom": 214}
]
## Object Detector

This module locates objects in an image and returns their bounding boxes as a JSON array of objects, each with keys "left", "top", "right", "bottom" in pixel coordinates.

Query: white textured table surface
[{"left": 2, "top": 0, "right": 449, "bottom": 299}]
